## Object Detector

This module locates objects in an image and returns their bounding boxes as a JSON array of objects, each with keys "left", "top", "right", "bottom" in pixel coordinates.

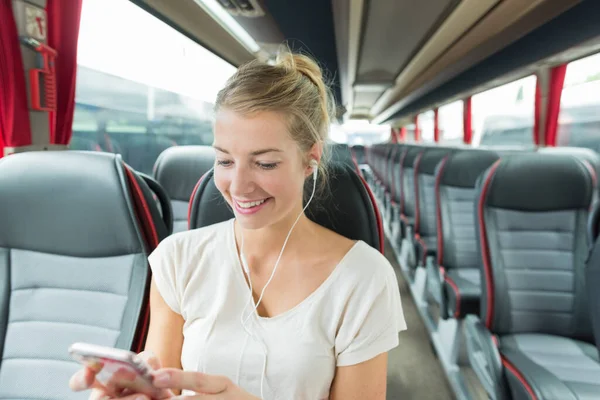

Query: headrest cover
[
  {"left": 483, "top": 153, "right": 593, "bottom": 211},
  {"left": 417, "top": 147, "right": 455, "bottom": 175},
  {"left": 441, "top": 149, "right": 501, "bottom": 188},
  {"left": 0, "top": 151, "right": 146, "bottom": 256},
  {"left": 189, "top": 162, "right": 381, "bottom": 250},
  {"left": 402, "top": 146, "right": 425, "bottom": 167},
  {"left": 328, "top": 143, "right": 356, "bottom": 168},
  {"left": 153, "top": 145, "right": 215, "bottom": 201}
]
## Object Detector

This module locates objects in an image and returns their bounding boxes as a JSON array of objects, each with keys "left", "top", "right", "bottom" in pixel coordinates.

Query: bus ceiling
[{"left": 123, "top": 0, "right": 600, "bottom": 127}]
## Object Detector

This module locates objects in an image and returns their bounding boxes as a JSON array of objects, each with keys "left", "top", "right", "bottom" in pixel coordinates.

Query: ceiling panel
[{"left": 356, "top": 0, "right": 456, "bottom": 83}]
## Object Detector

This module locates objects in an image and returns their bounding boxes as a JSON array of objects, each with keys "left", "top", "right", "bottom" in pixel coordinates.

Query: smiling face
[{"left": 213, "top": 108, "right": 316, "bottom": 230}]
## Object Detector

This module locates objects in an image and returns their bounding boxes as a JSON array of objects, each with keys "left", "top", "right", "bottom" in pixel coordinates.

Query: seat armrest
[
  {"left": 425, "top": 256, "right": 445, "bottom": 315},
  {"left": 463, "top": 315, "right": 508, "bottom": 400},
  {"left": 443, "top": 269, "right": 481, "bottom": 319}
]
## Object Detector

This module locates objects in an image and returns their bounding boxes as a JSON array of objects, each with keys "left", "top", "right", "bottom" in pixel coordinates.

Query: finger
[
  {"left": 137, "top": 350, "right": 161, "bottom": 370},
  {"left": 152, "top": 369, "right": 229, "bottom": 394},
  {"left": 70, "top": 367, "right": 105, "bottom": 392}
]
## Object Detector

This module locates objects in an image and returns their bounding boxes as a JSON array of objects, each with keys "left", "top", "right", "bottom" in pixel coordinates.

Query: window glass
[
  {"left": 557, "top": 52, "right": 600, "bottom": 153},
  {"left": 438, "top": 100, "right": 464, "bottom": 144},
  {"left": 72, "top": 0, "right": 236, "bottom": 174},
  {"left": 472, "top": 75, "right": 536, "bottom": 146},
  {"left": 418, "top": 111, "right": 435, "bottom": 142}
]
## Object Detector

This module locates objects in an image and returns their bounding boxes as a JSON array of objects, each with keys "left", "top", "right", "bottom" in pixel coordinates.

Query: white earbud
[{"left": 310, "top": 159, "right": 318, "bottom": 180}]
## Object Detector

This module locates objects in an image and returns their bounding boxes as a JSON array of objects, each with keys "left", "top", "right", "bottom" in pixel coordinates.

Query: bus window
[
  {"left": 557, "top": 52, "right": 600, "bottom": 153},
  {"left": 471, "top": 75, "right": 536, "bottom": 147},
  {"left": 418, "top": 110, "right": 435, "bottom": 142},
  {"left": 71, "top": 0, "right": 236, "bottom": 174},
  {"left": 437, "top": 100, "right": 463, "bottom": 145}
]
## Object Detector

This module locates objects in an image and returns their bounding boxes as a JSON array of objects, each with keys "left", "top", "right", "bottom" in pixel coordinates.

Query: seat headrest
[
  {"left": 153, "top": 146, "right": 215, "bottom": 201},
  {"left": 402, "top": 146, "right": 425, "bottom": 167},
  {"left": 440, "top": 149, "right": 501, "bottom": 188},
  {"left": 188, "top": 161, "right": 383, "bottom": 252},
  {"left": 480, "top": 153, "right": 594, "bottom": 211},
  {"left": 416, "top": 147, "right": 455, "bottom": 175},
  {"left": 0, "top": 151, "right": 151, "bottom": 256}
]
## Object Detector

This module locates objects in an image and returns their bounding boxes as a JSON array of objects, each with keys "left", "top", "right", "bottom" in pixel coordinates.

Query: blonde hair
[{"left": 215, "top": 51, "right": 336, "bottom": 198}]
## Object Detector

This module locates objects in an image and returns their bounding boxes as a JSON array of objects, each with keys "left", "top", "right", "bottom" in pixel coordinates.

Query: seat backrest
[
  {"left": 188, "top": 161, "right": 383, "bottom": 253},
  {"left": 475, "top": 152, "right": 595, "bottom": 340},
  {"left": 0, "top": 151, "right": 162, "bottom": 400},
  {"left": 350, "top": 145, "right": 366, "bottom": 164},
  {"left": 390, "top": 144, "right": 405, "bottom": 205},
  {"left": 585, "top": 201, "right": 600, "bottom": 357},
  {"left": 437, "top": 149, "right": 501, "bottom": 271},
  {"left": 153, "top": 145, "right": 215, "bottom": 233},
  {"left": 414, "top": 147, "right": 455, "bottom": 242},
  {"left": 328, "top": 143, "right": 356, "bottom": 169},
  {"left": 401, "top": 146, "right": 427, "bottom": 222}
]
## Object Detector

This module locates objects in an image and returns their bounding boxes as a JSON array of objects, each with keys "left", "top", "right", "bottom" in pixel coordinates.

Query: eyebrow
[{"left": 213, "top": 146, "right": 283, "bottom": 156}]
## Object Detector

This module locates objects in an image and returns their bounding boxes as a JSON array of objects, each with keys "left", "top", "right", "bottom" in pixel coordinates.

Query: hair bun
[{"left": 276, "top": 52, "right": 323, "bottom": 89}]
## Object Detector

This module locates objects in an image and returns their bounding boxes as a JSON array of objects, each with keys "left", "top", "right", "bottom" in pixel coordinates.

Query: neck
[{"left": 235, "top": 209, "right": 314, "bottom": 263}]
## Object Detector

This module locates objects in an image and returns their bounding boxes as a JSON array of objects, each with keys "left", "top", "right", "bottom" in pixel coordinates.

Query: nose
[{"left": 229, "top": 164, "right": 256, "bottom": 196}]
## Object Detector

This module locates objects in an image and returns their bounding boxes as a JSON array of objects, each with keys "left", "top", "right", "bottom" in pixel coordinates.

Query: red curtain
[
  {"left": 399, "top": 127, "right": 407, "bottom": 142},
  {"left": 46, "top": 0, "right": 83, "bottom": 145},
  {"left": 463, "top": 97, "right": 472, "bottom": 144},
  {"left": 544, "top": 65, "right": 567, "bottom": 147},
  {"left": 0, "top": 0, "right": 32, "bottom": 157},
  {"left": 414, "top": 115, "right": 420, "bottom": 142}
]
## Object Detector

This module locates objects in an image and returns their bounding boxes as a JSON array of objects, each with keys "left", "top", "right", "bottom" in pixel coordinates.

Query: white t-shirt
[{"left": 148, "top": 218, "right": 407, "bottom": 400}]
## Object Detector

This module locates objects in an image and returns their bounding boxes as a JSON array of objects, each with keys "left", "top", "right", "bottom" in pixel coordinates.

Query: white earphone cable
[{"left": 238, "top": 162, "right": 318, "bottom": 399}]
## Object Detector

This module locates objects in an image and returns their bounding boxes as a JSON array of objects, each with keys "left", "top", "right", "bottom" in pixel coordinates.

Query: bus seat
[
  {"left": 188, "top": 161, "right": 383, "bottom": 253},
  {"left": 328, "top": 143, "right": 356, "bottom": 169},
  {"left": 413, "top": 147, "right": 455, "bottom": 267},
  {"left": 389, "top": 144, "right": 406, "bottom": 245},
  {"left": 465, "top": 152, "right": 600, "bottom": 400},
  {"left": 350, "top": 145, "right": 366, "bottom": 165},
  {"left": 153, "top": 146, "right": 215, "bottom": 233},
  {"left": 400, "top": 146, "right": 427, "bottom": 272},
  {"left": 0, "top": 151, "right": 164, "bottom": 400},
  {"left": 382, "top": 144, "right": 401, "bottom": 233},
  {"left": 586, "top": 203, "right": 600, "bottom": 360},
  {"left": 429, "top": 148, "right": 500, "bottom": 320}
]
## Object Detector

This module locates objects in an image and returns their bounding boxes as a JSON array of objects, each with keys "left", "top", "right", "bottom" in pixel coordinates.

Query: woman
[{"left": 70, "top": 52, "right": 407, "bottom": 399}]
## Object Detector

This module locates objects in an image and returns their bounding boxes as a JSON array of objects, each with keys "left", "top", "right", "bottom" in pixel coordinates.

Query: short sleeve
[
  {"left": 335, "top": 263, "right": 407, "bottom": 367},
  {"left": 148, "top": 236, "right": 182, "bottom": 315}
]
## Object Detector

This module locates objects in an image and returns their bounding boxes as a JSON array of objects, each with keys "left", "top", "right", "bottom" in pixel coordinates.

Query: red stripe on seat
[
  {"left": 477, "top": 160, "right": 501, "bottom": 329},
  {"left": 501, "top": 355, "right": 538, "bottom": 400},
  {"left": 358, "top": 172, "right": 385, "bottom": 254},
  {"left": 435, "top": 156, "right": 449, "bottom": 265}
]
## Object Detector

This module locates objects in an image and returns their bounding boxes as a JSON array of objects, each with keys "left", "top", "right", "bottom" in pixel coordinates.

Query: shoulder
[
  {"left": 339, "top": 241, "right": 397, "bottom": 289},
  {"left": 151, "top": 218, "right": 233, "bottom": 260},
  {"left": 147, "top": 219, "right": 234, "bottom": 314}
]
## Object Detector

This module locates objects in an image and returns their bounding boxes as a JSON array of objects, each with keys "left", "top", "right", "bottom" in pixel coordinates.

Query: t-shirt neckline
[{"left": 226, "top": 218, "right": 360, "bottom": 322}]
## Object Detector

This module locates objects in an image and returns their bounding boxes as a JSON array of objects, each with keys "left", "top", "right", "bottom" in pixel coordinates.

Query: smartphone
[{"left": 68, "top": 342, "right": 163, "bottom": 397}]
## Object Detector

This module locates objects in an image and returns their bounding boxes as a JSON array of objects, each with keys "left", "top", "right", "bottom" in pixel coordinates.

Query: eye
[
  {"left": 216, "top": 159, "right": 233, "bottom": 167},
  {"left": 257, "top": 162, "right": 279, "bottom": 170}
]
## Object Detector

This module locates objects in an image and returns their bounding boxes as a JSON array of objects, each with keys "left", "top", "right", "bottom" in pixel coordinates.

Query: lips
[{"left": 233, "top": 197, "right": 272, "bottom": 215}]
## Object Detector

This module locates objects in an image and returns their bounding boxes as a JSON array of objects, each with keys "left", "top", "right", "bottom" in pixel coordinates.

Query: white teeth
[{"left": 237, "top": 199, "right": 266, "bottom": 209}]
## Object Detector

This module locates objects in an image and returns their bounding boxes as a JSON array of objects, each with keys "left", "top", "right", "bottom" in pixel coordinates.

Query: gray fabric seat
[
  {"left": 153, "top": 145, "right": 215, "bottom": 233},
  {"left": 470, "top": 152, "right": 600, "bottom": 400},
  {"left": 435, "top": 149, "right": 501, "bottom": 318},
  {"left": 413, "top": 146, "right": 455, "bottom": 264},
  {"left": 0, "top": 151, "right": 163, "bottom": 400}
]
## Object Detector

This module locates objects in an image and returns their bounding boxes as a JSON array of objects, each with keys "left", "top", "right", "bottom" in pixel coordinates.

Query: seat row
[
  {"left": 362, "top": 143, "right": 600, "bottom": 400},
  {"left": 0, "top": 142, "right": 380, "bottom": 399}
]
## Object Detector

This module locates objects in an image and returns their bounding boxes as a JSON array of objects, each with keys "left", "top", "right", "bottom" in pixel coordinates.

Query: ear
[{"left": 305, "top": 142, "right": 323, "bottom": 176}]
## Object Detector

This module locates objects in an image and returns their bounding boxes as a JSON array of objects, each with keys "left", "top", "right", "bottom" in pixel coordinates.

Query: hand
[
  {"left": 69, "top": 351, "right": 173, "bottom": 400},
  {"left": 151, "top": 369, "right": 261, "bottom": 399}
]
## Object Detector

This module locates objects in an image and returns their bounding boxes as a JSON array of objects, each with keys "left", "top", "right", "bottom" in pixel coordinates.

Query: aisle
[{"left": 384, "top": 238, "right": 455, "bottom": 400}]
